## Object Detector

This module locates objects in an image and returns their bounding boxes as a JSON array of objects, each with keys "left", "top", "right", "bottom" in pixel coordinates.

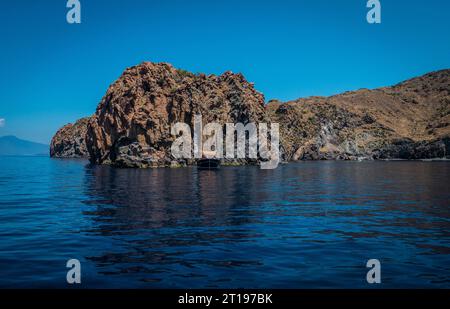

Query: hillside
[{"left": 268, "top": 69, "right": 450, "bottom": 160}]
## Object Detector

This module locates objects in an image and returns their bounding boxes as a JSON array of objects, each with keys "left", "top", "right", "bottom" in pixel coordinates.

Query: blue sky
[{"left": 0, "top": 0, "right": 449, "bottom": 144}]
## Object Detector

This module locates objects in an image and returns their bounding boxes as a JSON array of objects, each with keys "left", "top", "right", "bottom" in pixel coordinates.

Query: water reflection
[
  {"left": 80, "top": 161, "right": 450, "bottom": 287},
  {"left": 83, "top": 166, "right": 265, "bottom": 230}
]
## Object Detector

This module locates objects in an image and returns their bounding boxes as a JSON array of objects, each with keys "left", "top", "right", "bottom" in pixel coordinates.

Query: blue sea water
[{"left": 0, "top": 156, "right": 449, "bottom": 288}]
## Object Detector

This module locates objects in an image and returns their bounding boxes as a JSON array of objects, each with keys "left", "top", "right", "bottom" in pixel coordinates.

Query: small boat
[{"left": 197, "top": 158, "right": 221, "bottom": 170}]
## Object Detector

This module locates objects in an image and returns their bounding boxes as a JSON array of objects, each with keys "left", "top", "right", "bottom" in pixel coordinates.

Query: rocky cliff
[
  {"left": 51, "top": 63, "right": 449, "bottom": 164},
  {"left": 50, "top": 117, "right": 90, "bottom": 158},
  {"left": 86, "top": 62, "right": 268, "bottom": 167},
  {"left": 268, "top": 69, "right": 450, "bottom": 160}
]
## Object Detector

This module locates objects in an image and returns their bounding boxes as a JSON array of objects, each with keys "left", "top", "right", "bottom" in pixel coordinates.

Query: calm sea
[{"left": 0, "top": 156, "right": 449, "bottom": 288}]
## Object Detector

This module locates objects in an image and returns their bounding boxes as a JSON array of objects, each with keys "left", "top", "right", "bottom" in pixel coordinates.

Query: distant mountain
[{"left": 0, "top": 135, "right": 49, "bottom": 156}]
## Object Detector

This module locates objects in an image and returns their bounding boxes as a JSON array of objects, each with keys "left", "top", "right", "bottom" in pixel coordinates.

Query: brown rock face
[
  {"left": 54, "top": 64, "right": 448, "bottom": 165},
  {"left": 50, "top": 117, "right": 90, "bottom": 158},
  {"left": 268, "top": 69, "right": 450, "bottom": 160},
  {"left": 86, "top": 62, "right": 268, "bottom": 167}
]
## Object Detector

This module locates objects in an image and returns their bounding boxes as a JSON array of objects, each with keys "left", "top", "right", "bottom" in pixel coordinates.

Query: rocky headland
[
  {"left": 50, "top": 117, "right": 90, "bottom": 158},
  {"left": 85, "top": 62, "right": 268, "bottom": 167},
  {"left": 50, "top": 62, "right": 450, "bottom": 166}
]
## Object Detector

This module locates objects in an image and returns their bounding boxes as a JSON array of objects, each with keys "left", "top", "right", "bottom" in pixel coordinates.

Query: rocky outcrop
[
  {"left": 86, "top": 62, "right": 268, "bottom": 167},
  {"left": 268, "top": 69, "right": 450, "bottom": 161},
  {"left": 50, "top": 117, "right": 90, "bottom": 158},
  {"left": 52, "top": 64, "right": 449, "bottom": 164}
]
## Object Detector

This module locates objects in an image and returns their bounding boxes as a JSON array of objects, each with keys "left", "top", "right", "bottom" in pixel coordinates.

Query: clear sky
[{"left": 0, "top": 0, "right": 449, "bottom": 144}]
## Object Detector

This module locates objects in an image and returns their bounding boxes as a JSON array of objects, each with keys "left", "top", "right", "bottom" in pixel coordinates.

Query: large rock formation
[
  {"left": 86, "top": 62, "right": 268, "bottom": 167},
  {"left": 268, "top": 69, "right": 450, "bottom": 160},
  {"left": 51, "top": 63, "right": 449, "bottom": 165},
  {"left": 50, "top": 117, "right": 90, "bottom": 158}
]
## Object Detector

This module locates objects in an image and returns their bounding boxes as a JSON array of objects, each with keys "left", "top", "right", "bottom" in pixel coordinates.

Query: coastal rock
[
  {"left": 268, "top": 69, "right": 450, "bottom": 161},
  {"left": 86, "top": 62, "right": 268, "bottom": 167},
  {"left": 52, "top": 65, "right": 449, "bottom": 165},
  {"left": 50, "top": 117, "right": 90, "bottom": 158}
]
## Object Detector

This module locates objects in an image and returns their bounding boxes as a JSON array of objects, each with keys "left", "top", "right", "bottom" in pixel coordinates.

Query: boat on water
[
  {"left": 197, "top": 158, "right": 221, "bottom": 170},
  {"left": 197, "top": 150, "right": 220, "bottom": 170}
]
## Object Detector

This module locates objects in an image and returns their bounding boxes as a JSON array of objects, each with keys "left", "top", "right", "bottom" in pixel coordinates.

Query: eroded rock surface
[
  {"left": 52, "top": 64, "right": 449, "bottom": 165},
  {"left": 50, "top": 117, "right": 90, "bottom": 158},
  {"left": 268, "top": 69, "right": 450, "bottom": 161},
  {"left": 86, "top": 62, "right": 268, "bottom": 167}
]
